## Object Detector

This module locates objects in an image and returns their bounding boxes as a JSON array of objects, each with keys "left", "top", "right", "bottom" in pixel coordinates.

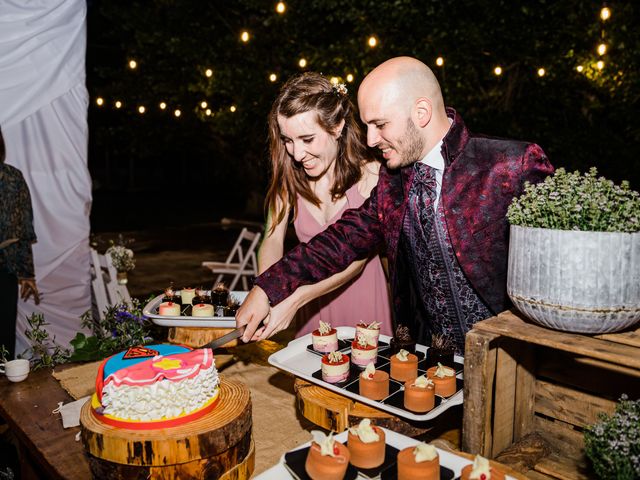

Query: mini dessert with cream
[
  {"left": 305, "top": 430, "right": 350, "bottom": 480},
  {"left": 390, "top": 349, "right": 419, "bottom": 382},
  {"left": 397, "top": 442, "right": 440, "bottom": 480},
  {"left": 404, "top": 375, "right": 435, "bottom": 412},
  {"left": 161, "top": 285, "right": 180, "bottom": 304},
  {"left": 426, "top": 362, "right": 457, "bottom": 397},
  {"left": 359, "top": 362, "right": 389, "bottom": 400},
  {"left": 93, "top": 345, "right": 220, "bottom": 427},
  {"left": 312, "top": 321, "right": 339, "bottom": 353},
  {"left": 192, "top": 303, "right": 214, "bottom": 317},
  {"left": 158, "top": 301, "right": 181, "bottom": 316},
  {"left": 460, "top": 454, "right": 506, "bottom": 480},
  {"left": 355, "top": 321, "right": 382, "bottom": 346},
  {"left": 347, "top": 419, "right": 386, "bottom": 469},
  {"left": 180, "top": 287, "right": 196, "bottom": 306},
  {"left": 351, "top": 334, "right": 378, "bottom": 367},
  {"left": 193, "top": 287, "right": 211, "bottom": 305},
  {"left": 321, "top": 351, "right": 350, "bottom": 384}
]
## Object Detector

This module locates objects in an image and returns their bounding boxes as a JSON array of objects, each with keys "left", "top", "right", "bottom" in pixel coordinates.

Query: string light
[
  {"left": 128, "top": 60, "right": 137, "bottom": 70},
  {"left": 200, "top": 101, "right": 208, "bottom": 108},
  {"left": 597, "top": 43, "right": 607, "bottom": 55},
  {"left": 230, "top": 105, "right": 237, "bottom": 112},
  {"left": 493, "top": 66, "right": 502, "bottom": 76},
  {"left": 368, "top": 36, "right": 378, "bottom": 48},
  {"left": 115, "top": 100, "right": 122, "bottom": 108},
  {"left": 346, "top": 73, "right": 354, "bottom": 82},
  {"left": 96, "top": 97, "right": 104, "bottom": 106},
  {"left": 537, "top": 68, "right": 546, "bottom": 77},
  {"left": 269, "top": 73, "right": 277, "bottom": 82},
  {"left": 276, "top": 2, "right": 286, "bottom": 14},
  {"left": 205, "top": 68, "right": 213, "bottom": 78},
  {"left": 298, "top": 58, "right": 307, "bottom": 68},
  {"left": 596, "top": 60, "right": 605, "bottom": 70},
  {"left": 576, "top": 65, "right": 584, "bottom": 72},
  {"left": 600, "top": 6, "right": 611, "bottom": 21},
  {"left": 205, "top": 109, "right": 212, "bottom": 116},
  {"left": 435, "top": 57, "right": 444, "bottom": 67},
  {"left": 138, "top": 106, "right": 146, "bottom": 114},
  {"left": 330, "top": 76, "right": 339, "bottom": 85},
  {"left": 159, "top": 102, "right": 167, "bottom": 110},
  {"left": 174, "top": 109, "right": 181, "bottom": 117},
  {"left": 240, "top": 31, "right": 250, "bottom": 42}
]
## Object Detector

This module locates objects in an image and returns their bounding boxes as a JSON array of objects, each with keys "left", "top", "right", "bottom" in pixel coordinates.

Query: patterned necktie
[{"left": 408, "top": 162, "right": 438, "bottom": 236}]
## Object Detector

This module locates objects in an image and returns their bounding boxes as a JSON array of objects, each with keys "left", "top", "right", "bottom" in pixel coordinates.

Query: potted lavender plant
[{"left": 506, "top": 168, "right": 640, "bottom": 333}]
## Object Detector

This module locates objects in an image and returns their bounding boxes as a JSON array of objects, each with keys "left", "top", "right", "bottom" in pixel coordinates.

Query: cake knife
[{"left": 203, "top": 325, "right": 247, "bottom": 350}]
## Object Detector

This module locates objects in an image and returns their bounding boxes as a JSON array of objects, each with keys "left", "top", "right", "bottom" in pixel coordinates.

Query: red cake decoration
[{"left": 123, "top": 346, "right": 160, "bottom": 359}]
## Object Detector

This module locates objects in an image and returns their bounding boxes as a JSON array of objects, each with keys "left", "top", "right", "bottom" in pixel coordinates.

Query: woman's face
[{"left": 277, "top": 110, "right": 341, "bottom": 178}]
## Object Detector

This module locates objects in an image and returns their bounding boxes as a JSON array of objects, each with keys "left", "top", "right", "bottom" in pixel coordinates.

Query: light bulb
[
  {"left": 494, "top": 66, "right": 502, "bottom": 76},
  {"left": 298, "top": 58, "right": 307, "bottom": 68},
  {"left": 368, "top": 36, "right": 377, "bottom": 48},
  {"left": 576, "top": 65, "right": 584, "bottom": 72},
  {"left": 138, "top": 106, "right": 145, "bottom": 114},
  {"left": 269, "top": 73, "right": 277, "bottom": 82},
  {"left": 276, "top": 2, "right": 285, "bottom": 14},
  {"left": 174, "top": 109, "right": 181, "bottom": 117},
  {"left": 96, "top": 97, "right": 104, "bottom": 106},
  {"left": 241, "top": 31, "right": 250, "bottom": 42},
  {"left": 205, "top": 109, "right": 212, "bottom": 116},
  {"left": 597, "top": 43, "right": 607, "bottom": 56},
  {"left": 600, "top": 7, "right": 611, "bottom": 21},
  {"left": 436, "top": 57, "right": 444, "bottom": 67},
  {"left": 230, "top": 105, "right": 237, "bottom": 112},
  {"left": 346, "top": 73, "right": 354, "bottom": 82},
  {"left": 128, "top": 60, "right": 137, "bottom": 70},
  {"left": 537, "top": 68, "right": 546, "bottom": 77},
  {"left": 596, "top": 60, "right": 604, "bottom": 70},
  {"left": 159, "top": 102, "right": 166, "bottom": 110},
  {"left": 115, "top": 101, "right": 122, "bottom": 109},
  {"left": 205, "top": 69, "right": 213, "bottom": 78},
  {"left": 200, "top": 101, "right": 208, "bottom": 109}
]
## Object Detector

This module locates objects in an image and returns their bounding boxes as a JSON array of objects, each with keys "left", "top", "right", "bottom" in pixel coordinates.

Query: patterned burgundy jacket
[{"left": 256, "top": 108, "right": 554, "bottom": 328}]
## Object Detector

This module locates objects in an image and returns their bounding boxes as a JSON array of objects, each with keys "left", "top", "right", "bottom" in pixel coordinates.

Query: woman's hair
[{"left": 265, "top": 72, "right": 374, "bottom": 233}]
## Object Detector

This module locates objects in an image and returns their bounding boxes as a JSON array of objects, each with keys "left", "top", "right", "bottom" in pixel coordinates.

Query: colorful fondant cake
[{"left": 92, "top": 344, "right": 220, "bottom": 429}]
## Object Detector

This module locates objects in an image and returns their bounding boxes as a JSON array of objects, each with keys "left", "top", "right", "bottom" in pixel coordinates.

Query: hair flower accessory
[{"left": 332, "top": 83, "right": 348, "bottom": 97}]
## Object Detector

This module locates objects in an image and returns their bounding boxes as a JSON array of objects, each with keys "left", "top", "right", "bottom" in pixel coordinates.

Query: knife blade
[{"left": 203, "top": 325, "right": 247, "bottom": 350}]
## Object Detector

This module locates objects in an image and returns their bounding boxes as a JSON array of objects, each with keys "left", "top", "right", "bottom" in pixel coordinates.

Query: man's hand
[
  {"left": 18, "top": 278, "right": 40, "bottom": 305},
  {"left": 235, "top": 286, "right": 271, "bottom": 342},
  {"left": 254, "top": 293, "right": 301, "bottom": 341}
]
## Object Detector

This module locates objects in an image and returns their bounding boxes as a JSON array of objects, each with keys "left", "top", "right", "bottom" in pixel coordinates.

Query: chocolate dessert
[{"left": 390, "top": 325, "right": 416, "bottom": 354}]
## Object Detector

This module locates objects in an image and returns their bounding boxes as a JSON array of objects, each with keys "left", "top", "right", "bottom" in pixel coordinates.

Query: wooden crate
[{"left": 462, "top": 310, "right": 640, "bottom": 480}]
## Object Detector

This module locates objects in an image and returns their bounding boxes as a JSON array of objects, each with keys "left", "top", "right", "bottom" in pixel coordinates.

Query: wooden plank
[
  {"left": 533, "top": 416, "right": 585, "bottom": 461},
  {"left": 535, "top": 453, "right": 591, "bottom": 480},
  {"left": 476, "top": 311, "right": 640, "bottom": 369},
  {"left": 513, "top": 343, "right": 536, "bottom": 440},
  {"left": 595, "top": 326, "right": 640, "bottom": 348},
  {"left": 462, "top": 329, "right": 499, "bottom": 456},
  {"left": 535, "top": 379, "right": 617, "bottom": 428},
  {"left": 537, "top": 347, "right": 640, "bottom": 399},
  {"left": 492, "top": 339, "right": 518, "bottom": 456}
]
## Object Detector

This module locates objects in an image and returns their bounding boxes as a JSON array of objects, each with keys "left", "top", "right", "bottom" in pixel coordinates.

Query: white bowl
[{"left": 7, "top": 373, "right": 28, "bottom": 382}]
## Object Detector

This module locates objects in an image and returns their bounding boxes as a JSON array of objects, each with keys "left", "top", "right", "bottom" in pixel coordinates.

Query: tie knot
[{"left": 413, "top": 162, "right": 436, "bottom": 188}]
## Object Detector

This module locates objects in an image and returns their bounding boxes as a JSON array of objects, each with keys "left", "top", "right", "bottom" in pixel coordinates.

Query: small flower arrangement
[
  {"left": 507, "top": 167, "right": 640, "bottom": 232},
  {"left": 106, "top": 235, "right": 136, "bottom": 272},
  {"left": 584, "top": 394, "right": 640, "bottom": 479},
  {"left": 69, "top": 298, "right": 153, "bottom": 362}
]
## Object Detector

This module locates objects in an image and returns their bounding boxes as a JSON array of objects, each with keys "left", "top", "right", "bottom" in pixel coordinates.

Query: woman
[
  {"left": 0, "top": 126, "right": 40, "bottom": 359},
  {"left": 256, "top": 72, "right": 392, "bottom": 340}
]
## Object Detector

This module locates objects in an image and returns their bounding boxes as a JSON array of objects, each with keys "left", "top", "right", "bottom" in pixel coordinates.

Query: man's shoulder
[{"left": 466, "top": 132, "right": 538, "bottom": 156}]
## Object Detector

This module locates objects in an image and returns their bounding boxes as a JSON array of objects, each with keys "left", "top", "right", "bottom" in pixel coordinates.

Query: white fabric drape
[{"left": 1, "top": 0, "right": 91, "bottom": 356}]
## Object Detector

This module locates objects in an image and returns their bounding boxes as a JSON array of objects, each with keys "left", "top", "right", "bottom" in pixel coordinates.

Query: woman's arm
[{"left": 257, "top": 201, "right": 290, "bottom": 274}]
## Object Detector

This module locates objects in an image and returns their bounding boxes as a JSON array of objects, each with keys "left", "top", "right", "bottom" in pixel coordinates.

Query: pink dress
[{"left": 293, "top": 183, "right": 393, "bottom": 337}]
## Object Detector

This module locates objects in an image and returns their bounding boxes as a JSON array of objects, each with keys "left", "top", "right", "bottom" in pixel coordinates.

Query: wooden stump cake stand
[
  {"left": 295, "top": 378, "right": 431, "bottom": 437},
  {"left": 81, "top": 377, "right": 253, "bottom": 479},
  {"left": 168, "top": 326, "right": 239, "bottom": 348}
]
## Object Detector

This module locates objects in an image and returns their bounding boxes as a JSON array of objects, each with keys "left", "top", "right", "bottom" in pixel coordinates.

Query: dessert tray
[
  {"left": 268, "top": 327, "right": 464, "bottom": 422},
  {"left": 254, "top": 428, "right": 516, "bottom": 479},
  {"left": 143, "top": 290, "right": 248, "bottom": 328}
]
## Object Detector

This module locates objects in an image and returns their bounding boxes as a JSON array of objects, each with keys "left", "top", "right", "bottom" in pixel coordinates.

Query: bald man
[{"left": 237, "top": 57, "right": 553, "bottom": 352}]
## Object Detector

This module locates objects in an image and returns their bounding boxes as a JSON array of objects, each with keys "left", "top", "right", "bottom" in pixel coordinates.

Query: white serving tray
[
  {"left": 268, "top": 327, "right": 463, "bottom": 422},
  {"left": 143, "top": 290, "right": 248, "bottom": 328},
  {"left": 254, "top": 427, "right": 515, "bottom": 480}
]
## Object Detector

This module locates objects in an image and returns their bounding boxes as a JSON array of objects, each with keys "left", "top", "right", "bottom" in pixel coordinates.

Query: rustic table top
[{"left": 0, "top": 366, "right": 91, "bottom": 479}]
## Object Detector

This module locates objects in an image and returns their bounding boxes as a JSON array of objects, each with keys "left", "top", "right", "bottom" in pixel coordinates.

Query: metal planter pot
[{"left": 507, "top": 225, "right": 640, "bottom": 334}]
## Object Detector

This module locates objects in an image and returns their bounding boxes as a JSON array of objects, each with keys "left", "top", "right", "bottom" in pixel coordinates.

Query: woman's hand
[
  {"left": 18, "top": 278, "right": 40, "bottom": 304},
  {"left": 255, "top": 294, "right": 301, "bottom": 341},
  {"left": 236, "top": 286, "right": 271, "bottom": 342}
]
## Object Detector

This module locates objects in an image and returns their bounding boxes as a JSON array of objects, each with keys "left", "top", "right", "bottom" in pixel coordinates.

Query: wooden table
[{"left": 0, "top": 367, "right": 91, "bottom": 479}]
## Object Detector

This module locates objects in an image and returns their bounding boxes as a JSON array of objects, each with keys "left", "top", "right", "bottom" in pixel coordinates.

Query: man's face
[{"left": 359, "top": 93, "right": 425, "bottom": 170}]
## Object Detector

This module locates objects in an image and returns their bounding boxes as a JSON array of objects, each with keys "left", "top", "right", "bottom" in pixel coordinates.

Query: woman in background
[
  {"left": 0, "top": 126, "right": 40, "bottom": 359},
  {"left": 255, "top": 73, "right": 392, "bottom": 340}
]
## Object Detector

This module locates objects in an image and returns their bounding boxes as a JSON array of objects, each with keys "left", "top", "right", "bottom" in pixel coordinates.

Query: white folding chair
[
  {"left": 90, "top": 248, "right": 133, "bottom": 321},
  {"left": 201, "top": 227, "right": 262, "bottom": 291}
]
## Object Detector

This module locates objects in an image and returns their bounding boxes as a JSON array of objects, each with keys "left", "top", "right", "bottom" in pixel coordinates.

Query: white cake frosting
[
  {"left": 414, "top": 442, "right": 438, "bottom": 462},
  {"left": 469, "top": 455, "right": 491, "bottom": 479},
  {"left": 349, "top": 418, "right": 380, "bottom": 443},
  {"left": 435, "top": 362, "right": 455, "bottom": 378},
  {"left": 101, "top": 362, "right": 219, "bottom": 421}
]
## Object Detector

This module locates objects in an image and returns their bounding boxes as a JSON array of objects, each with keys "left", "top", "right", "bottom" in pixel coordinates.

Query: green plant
[
  {"left": 507, "top": 168, "right": 640, "bottom": 232},
  {"left": 0, "top": 344, "right": 8, "bottom": 364},
  {"left": 584, "top": 394, "right": 640, "bottom": 479},
  {"left": 22, "top": 313, "right": 70, "bottom": 369},
  {"left": 69, "top": 298, "right": 153, "bottom": 362}
]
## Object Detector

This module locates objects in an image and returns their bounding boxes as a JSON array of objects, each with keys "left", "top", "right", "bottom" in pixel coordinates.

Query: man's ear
[
  {"left": 333, "top": 118, "right": 346, "bottom": 138},
  {"left": 415, "top": 98, "right": 432, "bottom": 128}
]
